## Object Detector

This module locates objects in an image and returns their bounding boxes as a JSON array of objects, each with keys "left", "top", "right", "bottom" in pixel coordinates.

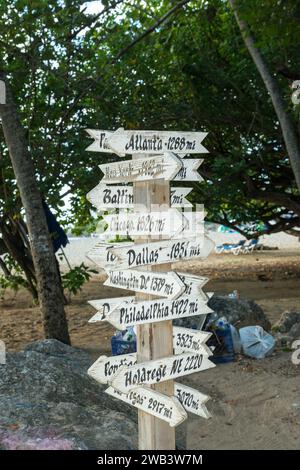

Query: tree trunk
[
  {"left": 0, "top": 72, "right": 70, "bottom": 344},
  {"left": 229, "top": 0, "right": 300, "bottom": 191}
]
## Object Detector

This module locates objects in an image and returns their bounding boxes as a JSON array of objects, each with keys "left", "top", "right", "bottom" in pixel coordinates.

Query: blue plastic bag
[{"left": 239, "top": 326, "right": 275, "bottom": 359}]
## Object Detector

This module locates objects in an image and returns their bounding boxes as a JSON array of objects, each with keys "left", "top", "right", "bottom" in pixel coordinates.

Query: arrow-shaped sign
[
  {"left": 88, "top": 296, "right": 135, "bottom": 322},
  {"left": 174, "top": 383, "right": 212, "bottom": 419},
  {"left": 109, "top": 236, "right": 215, "bottom": 270},
  {"left": 85, "top": 129, "right": 123, "bottom": 155},
  {"left": 87, "top": 184, "right": 193, "bottom": 210},
  {"left": 107, "top": 128, "right": 208, "bottom": 156},
  {"left": 100, "top": 270, "right": 208, "bottom": 301},
  {"left": 102, "top": 209, "right": 204, "bottom": 239},
  {"left": 173, "top": 159, "right": 203, "bottom": 182},
  {"left": 104, "top": 269, "right": 186, "bottom": 300},
  {"left": 111, "top": 352, "right": 215, "bottom": 393},
  {"left": 106, "top": 295, "right": 212, "bottom": 330},
  {"left": 99, "top": 152, "right": 182, "bottom": 184},
  {"left": 0, "top": 80, "right": 6, "bottom": 105},
  {"left": 87, "top": 325, "right": 212, "bottom": 384},
  {"left": 173, "top": 326, "right": 211, "bottom": 355},
  {"left": 86, "top": 242, "right": 131, "bottom": 271},
  {"left": 105, "top": 386, "right": 187, "bottom": 427}
]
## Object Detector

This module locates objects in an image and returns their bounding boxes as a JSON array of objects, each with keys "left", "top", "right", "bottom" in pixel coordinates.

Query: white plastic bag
[{"left": 239, "top": 325, "right": 275, "bottom": 359}]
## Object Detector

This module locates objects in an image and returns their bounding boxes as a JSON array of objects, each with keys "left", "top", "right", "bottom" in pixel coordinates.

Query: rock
[
  {"left": 0, "top": 339, "right": 137, "bottom": 450},
  {"left": 174, "top": 295, "right": 271, "bottom": 331},
  {"left": 0, "top": 339, "right": 186, "bottom": 450},
  {"left": 273, "top": 311, "right": 300, "bottom": 336}
]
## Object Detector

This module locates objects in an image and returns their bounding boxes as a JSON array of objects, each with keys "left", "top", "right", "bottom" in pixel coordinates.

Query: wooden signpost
[
  {"left": 85, "top": 127, "right": 215, "bottom": 450},
  {"left": 87, "top": 184, "right": 193, "bottom": 210},
  {"left": 0, "top": 80, "right": 5, "bottom": 104},
  {"left": 99, "top": 152, "right": 182, "bottom": 183}
]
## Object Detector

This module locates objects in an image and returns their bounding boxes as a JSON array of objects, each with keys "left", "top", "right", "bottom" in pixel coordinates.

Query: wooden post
[{"left": 133, "top": 154, "right": 175, "bottom": 450}]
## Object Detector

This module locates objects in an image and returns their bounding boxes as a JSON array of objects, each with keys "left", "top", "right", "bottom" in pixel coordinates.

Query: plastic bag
[
  {"left": 239, "top": 325, "right": 275, "bottom": 359},
  {"left": 230, "top": 325, "right": 242, "bottom": 354}
]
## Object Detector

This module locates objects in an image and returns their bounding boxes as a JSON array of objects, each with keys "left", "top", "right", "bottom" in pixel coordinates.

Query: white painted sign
[
  {"left": 170, "top": 187, "right": 193, "bottom": 207},
  {"left": 107, "top": 128, "right": 208, "bottom": 155},
  {"left": 88, "top": 352, "right": 137, "bottom": 384},
  {"left": 104, "top": 269, "right": 186, "bottom": 300},
  {"left": 173, "top": 326, "right": 211, "bottom": 355},
  {"left": 173, "top": 159, "right": 203, "bottom": 182},
  {"left": 109, "top": 236, "right": 215, "bottom": 270},
  {"left": 106, "top": 295, "right": 212, "bottom": 330},
  {"left": 102, "top": 210, "right": 204, "bottom": 238},
  {"left": 99, "top": 152, "right": 182, "bottom": 183},
  {"left": 0, "top": 80, "right": 5, "bottom": 104},
  {"left": 86, "top": 242, "right": 132, "bottom": 270},
  {"left": 111, "top": 352, "right": 215, "bottom": 393},
  {"left": 88, "top": 345, "right": 212, "bottom": 386},
  {"left": 105, "top": 386, "right": 187, "bottom": 427},
  {"left": 85, "top": 129, "right": 121, "bottom": 154},
  {"left": 87, "top": 184, "right": 193, "bottom": 210},
  {"left": 88, "top": 296, "right": 135, "bottom": 322},
  {"left": 101, "top": 270, "right": 208, "bottom": 300},
  {"left": 174, "top": 383, "right": 212, "bottom": 419}
]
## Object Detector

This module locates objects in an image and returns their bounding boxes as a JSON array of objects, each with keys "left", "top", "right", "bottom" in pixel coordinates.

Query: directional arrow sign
[
  {"left": 86, "top": 242, "right": 131, "bottom": 270},
  {"left": 102, "top": 209, "right": 204, "bottom": 239},
  {"left": 88, "top": 296, "right": 135, "bottom": 323},
  {"left": 104, "top": 269, "right": 186, "bottom": 300},
  {"left": 105, "top": 386, "right": 187, "bottom": 427},
  {"left": 106, "top": 295, "right": 213, "bottom": 330},
  {"left": 109, "top": 236, "right": 215, "bottom": 270},
  {"left": 87, "top": 184, "right": 192, "bottom": 210},
  {"left": 0, "top": 80, "right": 6, "bottom": 104},
  {"left": 174, "top": 383, "right": 212, "bottom": 419},
  {"left": 111, "top": 352, "right": 215, "bottom": 393},
  {"left": 170, "top": 187, "right": 193, "bottom": 207},
  {"left": 177, "top": 273, "right": 208, "bottom": 299},
  {"left": 99, "top": 152, "right": 182, "bottom": 184},
  {"left": 107, "top": 128, "right": 208, "bottom": 155},
  {"left": 88, "top": 326, "right": 212, "bottom": 384},
  {"left": 85, "top": 129, "right": 123, "bottom": 155},
  {"left": 102, "top": 209, "right": 181, "bottom": 238},
  {"left": 173, "top": 326, "right": 211, "bottom": 355},
  {"left": 88, "top": 352, "right": 137, "bottom": 384},
  {"left": 173, "top": 159, "right": 203, "bottom": 182}
]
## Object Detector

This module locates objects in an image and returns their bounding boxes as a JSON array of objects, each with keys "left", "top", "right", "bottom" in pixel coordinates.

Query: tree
[{"left": 0, "top": 73, "right": 70, "bottom": 344}]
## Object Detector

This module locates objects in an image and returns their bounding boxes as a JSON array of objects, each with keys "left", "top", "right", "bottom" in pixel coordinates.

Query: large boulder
[
  {"left": 0, "top": 339, "right": 137, "bottom": 450},
  {"left": 174, "top": 295, "right": 271, "bottom": 331},
  {"left": 273, "top": 311, "right": 300, "bottom": 346},
  {"left": 0, "top": 339, "right": 186, "bottom": 450}
]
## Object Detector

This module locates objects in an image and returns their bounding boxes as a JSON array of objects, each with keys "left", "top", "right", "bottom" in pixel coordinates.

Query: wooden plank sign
[
  {"left": 99, "top": 152, "right": 182, "bottom": 184},
  {"left": 104, "top": 269, "right": 186, "bottom": 300},
  {"left": 106, "top": 295, "right": 213, "bottom": 330},
  {"left": 103, "top": 269, "right": 208, "bottom": 300},
  {"left": 111, "top": 352, "right": 215, "bottom": 394},
  {"left": 88, "top": 296, "right": 135, "bottom": 322},
  {"left": 0, "top": 80, "right": 5, "bottom": 104},
  {"left": 174, "top": 383, "right": 212, "bottom": 419},
  {"left": 173, "top": 159, "right": 203, "bottom": 182},
  {"left": 102, "top": 210, "right": 204, "bottom": 239},
  {"left": 109, "top": 236, "right": 215, "bottom": 270},
  {"left": 173, "top": 326, "right": 211, "bottom": 355},
  {"left": 107, "top": 128, "right": 209, "bottom": 155},
  {"left": 105, "top": 386, "right": 187, "bottom": 427},
  {"left": 88, "top": 353, "right": 137, "bottom": 384},
  {"left": 85, "top": 129, "right": 122, "bottom": 154},
  {"left": 87, "top": 184, "right": 193, "bottom": 210},
  {"left": 86, "top": 242, "right": 130, "bottom": 270}
]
